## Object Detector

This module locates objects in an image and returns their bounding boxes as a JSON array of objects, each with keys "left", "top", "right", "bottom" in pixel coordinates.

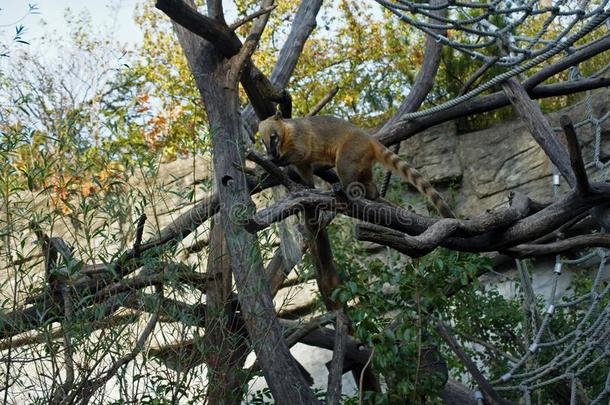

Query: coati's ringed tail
[{"left": 372, "top": 142, "right": 455, "bottom": 218}]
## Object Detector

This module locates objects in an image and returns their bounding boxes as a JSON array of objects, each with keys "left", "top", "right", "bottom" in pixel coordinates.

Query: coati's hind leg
[
  {"left": 336, "top": 147, "right": 378, "bottom": 200},
  {"left": 359, "top": 168, "right": 379, "bottom": 200},
  {"left": 293, "top": 163, "right": 315, "bottom": 188},
  {"left": 358, "top": 169, "right": 401, "bottom": 208}
]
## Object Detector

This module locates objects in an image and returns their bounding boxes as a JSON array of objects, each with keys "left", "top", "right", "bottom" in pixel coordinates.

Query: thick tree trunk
[
  {"left": 172, "top": 13, "right": 320, "bottom": 405},
  {"left": 204, "top": 216, "right": 250, "bottom": 404}
]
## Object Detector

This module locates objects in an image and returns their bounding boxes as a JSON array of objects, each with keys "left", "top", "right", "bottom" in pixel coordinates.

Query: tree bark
[
  {"left": 502, "top": 77, "right": 575, "bottom": 187},
  {"left": 242, "top": 0, "right": 324, "bottom": 133},
  {"left": 171, "top": 7, "right": 320, "bottom": 404},
  {"left": 204, "top": 216, "right": 250, "bottom": 404}
]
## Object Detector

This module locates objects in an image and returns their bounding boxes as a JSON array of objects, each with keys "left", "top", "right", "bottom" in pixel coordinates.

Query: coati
[{"left": 258, "top": 113, "right": 455, "bottom": 218}]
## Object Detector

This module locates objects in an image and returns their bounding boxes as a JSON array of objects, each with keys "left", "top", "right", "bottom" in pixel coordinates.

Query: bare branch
[
  {"left": 228, "top": 0, "right": 275, "bottom": 87},
  {"left": 156, "top": 0, "right": 240, "bottom": 58},
  {"left": 560, "top": 115, "right": 590, "bottom": 194},
  {"left": 242, "top": 0, "right": 324, "bottom": 132},
  {"left": 156, "top": 0, "right": 284, "bottom": 119},
  {"left": 508, "top": 234, "right": 610, "bottom": 257},
  {"left": 375, "top": 76, "right": 610, "bottom": 147},
  {"left": 436, "top": 323, "right": 512, "bottom": 405},
  {"left": 326, "top": 309, "right": 349, "bottom": 405},
  {"left": 229, "top": 5, "right": 277, "bottom": 30},
  {"left": 502, "top": 77, "right": 575, "bottom": 187},
  {"left": 306, "top": 87, "right": 340, "bottom": 117},
  {"left": 401, "top": 219, "right": 461, "bottom": 257},
  {"left": 526, "top": 34, "right": 610, "bottom": 87}
]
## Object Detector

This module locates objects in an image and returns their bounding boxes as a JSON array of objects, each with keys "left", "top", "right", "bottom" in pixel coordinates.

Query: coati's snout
[{"left": 259, "top": 114, "right": 288, "bottom": 165}]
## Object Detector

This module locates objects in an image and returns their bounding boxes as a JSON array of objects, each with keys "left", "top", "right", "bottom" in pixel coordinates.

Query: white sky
[{"left": 1, "top": 0, "right": 144, "bottom": 49}]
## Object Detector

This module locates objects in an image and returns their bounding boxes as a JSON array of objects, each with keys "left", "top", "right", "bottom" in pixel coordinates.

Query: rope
[
  {"left": 377, "top": 2, "right": 610, "bottom": 400},
  {"left": 375, "top": 0, "right": 610, "bottom": 120}
]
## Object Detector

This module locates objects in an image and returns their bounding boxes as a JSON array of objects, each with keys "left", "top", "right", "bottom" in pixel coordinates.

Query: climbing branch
[
  {"left": 502, "top": 77, "right": 575, "bottom": 187},
  {"left": 560, "top": 115, "right": 590, "bottom": 194},
  {"left": 156, "top": 0, "right": 288, "bottom": 119},
  {"left": 228, "top": 0, "right": 275, "bottom": 87},
  {"left": 239, "top": 166, "right": 610, "bottom": 258},
  {"left": 229, "top": 4, "right": 277, "bottom": 30}
]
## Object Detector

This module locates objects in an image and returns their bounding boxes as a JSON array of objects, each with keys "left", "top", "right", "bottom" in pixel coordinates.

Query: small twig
[
  {"left": 306, "top": 87, "right": 340, "bottom": 117},
  {"left": 458, "top": 57, "right": 499, "bottom": 96},
  {"left": 229, "top": 5, "right": 277, "bottom": 30},
  {"left": 560, "top": 115, "right": 590, "bottom": 194},
  {"left": 78, "top": 311, "right": 159, "bottom": 405},
  {"left": 359, "top": 347, "right": 375, "bottom": 405},
  {"left": 436, "top": 323, "right": 511, "bottom": 405}
]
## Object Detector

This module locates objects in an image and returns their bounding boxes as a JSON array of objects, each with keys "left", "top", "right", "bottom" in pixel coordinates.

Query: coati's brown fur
[{"left": 259, "top": 113, "right": 455, "bottom": 218}]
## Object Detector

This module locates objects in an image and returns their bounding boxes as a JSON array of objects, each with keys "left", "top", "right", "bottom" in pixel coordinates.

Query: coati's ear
[{"left": 274, "top": 110, "right": 282, "bottom": 120}]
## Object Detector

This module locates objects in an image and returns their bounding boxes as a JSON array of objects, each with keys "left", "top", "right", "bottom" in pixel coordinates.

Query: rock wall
[{"left": 402, "top": 88, "right": 610, "bottom": 217}]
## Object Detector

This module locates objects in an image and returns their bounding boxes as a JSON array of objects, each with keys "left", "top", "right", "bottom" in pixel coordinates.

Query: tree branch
[
  {"left": 502, "top": 77, "right": 575, "bottom": 187},
  {"left": 242, "top": 0, "right": 324, "bottom": 132},
  {"left": 436, "top": 323, "right": 511, "bottom": 405},
  {"left": 156, "top": 0, "right": 286, "bottom": 119},
  {"left": 229, "top": 5, "right": 277, "bottom": 30},
  {"left": 560, "top": 115, "right": 590, "bottom": 194},
  {"left": 507, "top": 234, "right": 610, "bottom": 257},
  {"left": 375, "top": 34, "right": 610, "bottom": 147},
  {"left": 326, "top": 309, "right": 349, "bottom": 405},
  {"left": 228, "top": 0, "right": 275, "bottom": 87},
  {"left": 306, "top": 87, "right": 340, "bottom": 117}
]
